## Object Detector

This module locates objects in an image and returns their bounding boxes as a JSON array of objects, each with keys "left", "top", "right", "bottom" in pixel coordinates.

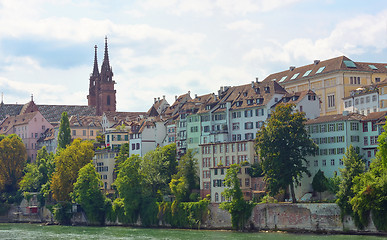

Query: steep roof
[
  {"left": 0, "top": 111, "right": 38, "bottom": 134},
  {"left": 263, "top": 56, "right": 387, "bottom": 85},
  {"left": 0, "top": 103, "right": 96, "bottom": 123},
  {"left": 272, "top": 89, "right": 317, "bottom": 108},
  {"left": 361, "top": 111, "right": 387, "bottom": 122},
  {"left": 69, "top": 115, "right": 102, "bottom": 127},
  {"left": 306, "top": 112, "right": 364, "bottom": 125},
  {"left": 104, "top": 111, "right": 146, "bottom": 123}
]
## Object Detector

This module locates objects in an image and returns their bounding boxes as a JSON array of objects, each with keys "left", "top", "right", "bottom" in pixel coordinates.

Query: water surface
[{"left": 0, "top": 223, "right": 384, "bottom": 240}]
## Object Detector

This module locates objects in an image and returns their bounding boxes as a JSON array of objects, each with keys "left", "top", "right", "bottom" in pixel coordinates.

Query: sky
[{"left": 0, "top": 0, "right": 386, "bottom": 112}]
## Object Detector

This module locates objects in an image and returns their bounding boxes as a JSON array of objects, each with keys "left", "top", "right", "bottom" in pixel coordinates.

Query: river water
[{"left": 0, "top": 223, "right": 385, "bottom": 240}]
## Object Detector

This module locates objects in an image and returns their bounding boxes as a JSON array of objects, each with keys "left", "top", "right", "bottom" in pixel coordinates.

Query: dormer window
[
  {"left": 255, "top": 88, "right": 260, "bottom": 94},
  {"left": 256, "top": 98, "right": 263, "bottom": 104},
  {"left": 243, "top": 92, "right": 248, "bottom": 97},
  {"left": 205, "top": 105, "right": 211, "bottom": 110},
  {"left": 236, "top": 101, "right": 242, "bottom": 107},
  {"left": 247, "top": 99, "right": 253, "bottom": 105},
  {"left": 292, "top": 96, "right": 298, "bottom": 101},
  {"left": 264, "top": 87, "right": 270, "bottom": 93},
  {"left": 219, "top": 103, "right": 226, "bottom": 109}
]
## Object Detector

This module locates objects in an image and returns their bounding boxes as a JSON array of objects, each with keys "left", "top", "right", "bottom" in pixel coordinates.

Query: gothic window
[{"left": 107, "top": 95, "right": 111, "bottom": 105}]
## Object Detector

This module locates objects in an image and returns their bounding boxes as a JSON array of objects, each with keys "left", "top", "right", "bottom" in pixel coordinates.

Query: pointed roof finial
[
  {"left": 103, "top": 36, "right": 109, "bottom": 64},
  {"left": 1, "top": 92, "right": 3, "bottom": 104},
  {"left": 92, "top": 44, "right": 99, "bottom": 77}
]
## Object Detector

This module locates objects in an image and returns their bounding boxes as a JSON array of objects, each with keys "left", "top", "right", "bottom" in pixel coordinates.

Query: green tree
[
  {"left": 114, "top": 143, "right": 129, "bottom": 180},
  {"left": 0, "top": 134, "right": 27, "bottom": 192},
  {"left": 140, "top": 145, "right": 177, "bottom": 197},
  {"left": 72, "top": 163, "right": 107, "bottom": 225},
  {"left": 220, "top": 164, "right": 254, "bottom": 230},
  {"left": 51, "top": 139, "right": 94, "bottom": 202},
  {"left": 336, "top": 145, "right": 365, "bottom": 219},
  {"left": 57, "top": 111, "right": 71, "bottom": 149},
  {"left": 312, "top": 169, "right": 328, "bottom": 200},
  {"left": 256, "top": 104, "right": 317, "bottom": 202},
  {"left": 326, "top": 172, "right": 341, "bottom": 195},
  {"left": 19, "top": 146, "right": 55, "bottom": 193},
  {"left": 349, "top": 121, "right": 387, "bottom": 230},
  {"left": 115, "top": 155, "right": 143, "bottom": 223},
  {"left": 171, "top": 149, "right": 199, "bottom": 202}
]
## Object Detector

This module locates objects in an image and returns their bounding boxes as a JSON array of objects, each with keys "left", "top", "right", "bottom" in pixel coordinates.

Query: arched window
[
  {"left": 107, "top": 95, "right": 111, "bottom": 105},
  {"left": 215, "top": 192, "right": 219, "bottom": 202}
]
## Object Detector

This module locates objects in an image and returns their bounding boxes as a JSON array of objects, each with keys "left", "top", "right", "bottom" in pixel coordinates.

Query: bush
[{"left": 52, "top": 202, "right": 73, "bottom": 225}]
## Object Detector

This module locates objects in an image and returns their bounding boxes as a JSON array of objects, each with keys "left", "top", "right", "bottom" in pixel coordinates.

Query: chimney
[
  {"left": 154, "top": 98, "right": 157, "bottom": 103},
  {"left": 314, "top": 60, "right": 320, "bottom": 65},
  {"left": 158, "top": 97, "right": 160, "bottom": 102},
  {"left": 342, "top": 111, "right": 349, "bottom": 116},
  {"left": 175, "top": 95, "right": 178, "bottom": 101},
  {"left": 256, "top": 77, "right": 259, "bottom": 83},
  {"left": 195, "top": 94, "right": 198, "bottom": 98},
  {"left": 289, "top": 66, "right": 295, "bottom": 71},
  {"left": 251, "top": 81, "right": 255, "bottom": 88},
  {"left": 163, "top": 95, "right": 165, "bottom": 100},
  {"left": 188, "top": 90, "right": 191, "bottom": 96}
]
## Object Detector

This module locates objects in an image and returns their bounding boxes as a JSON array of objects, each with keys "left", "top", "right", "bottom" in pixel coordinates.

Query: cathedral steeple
[
  {"left": 92, "top": 45, "right": 99, "bottom": 77},
  {"left": 100, "top": 36, "right": 113, "bottom": 82}
]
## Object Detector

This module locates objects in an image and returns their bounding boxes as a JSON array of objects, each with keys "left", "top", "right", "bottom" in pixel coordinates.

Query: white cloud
[
  {"left": 242, "top": 10, "right": 387, "bottom": 66},
  {"left": 226, "top": 20, "right": 263, "bottom": 32}
]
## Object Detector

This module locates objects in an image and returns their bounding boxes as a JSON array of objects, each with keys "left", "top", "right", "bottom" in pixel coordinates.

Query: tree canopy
[
  {"left": 72, "top": 163, "right": 107, "bottom": 225},
  {"left": 51, "top": 139, "right": 94, "bottom": 201},
  {"left": 0, "top": 134, "right": 27, "bottom": 192},
  {"left": 220, "top": 164, "right": 254, "bottom": 230},
  {"left": 255, "top": 104, "right": 317, "bottom": 202},
  {"left": 336, "top": 145, "right": 365, "bottom": 219},
  {"left": 57, "top": 111, "right": 71, "bottom": 149}
]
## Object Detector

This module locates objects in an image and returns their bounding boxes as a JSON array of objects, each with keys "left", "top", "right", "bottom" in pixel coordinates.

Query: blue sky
[{"left": 0, "top": 0, "right": 386, "bottom": 112}]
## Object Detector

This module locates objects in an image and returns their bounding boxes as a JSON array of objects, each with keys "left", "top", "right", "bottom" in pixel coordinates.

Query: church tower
[
  {"left": 87, "top": 37, "right": 116, "bottom": 115},
  {"left": 87, "top": 45, "right": 99, "bottom": 107}
]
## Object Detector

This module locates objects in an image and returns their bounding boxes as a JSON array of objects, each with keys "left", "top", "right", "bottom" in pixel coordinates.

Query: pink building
[{"left": 0, "top": 111, "right": 52, "bottom": 162}]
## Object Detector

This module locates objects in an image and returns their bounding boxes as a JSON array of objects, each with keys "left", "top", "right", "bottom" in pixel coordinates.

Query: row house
[
  {"left": 0, "top": 110, "right": 52, "bottom": 162},
  {"left": 264, "top": 56, "right": 387, "bottom": 116},
  {"left": 101, "top": 111, "right": 145, "bottom": 133},
  {"left": 296, "top": 111, "right": 387, "bottom": 199},
  {"left": 200, "top": 140, "right": 258, "bottom": 202},
  {"left": 343, "top": 86, "right": 379, "bottom": 115},
  {"left": 69, "top": 115, "right": 102, "bottom": 142},
  {"left": 93, "top": 149, "right": 118, "bottom": 191}
]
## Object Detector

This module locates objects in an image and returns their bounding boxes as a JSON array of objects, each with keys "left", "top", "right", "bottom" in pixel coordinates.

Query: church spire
[
  {"left": 92, "top": 45, "right": 99, "bottom": 77},
  {"left": 100, "top": 36, "right": 113, "bottom": 82}
]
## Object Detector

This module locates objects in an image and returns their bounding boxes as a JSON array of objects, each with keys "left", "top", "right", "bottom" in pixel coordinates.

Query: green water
[{"left": 0, "top": 223, "right": 385, "bottom": 240}]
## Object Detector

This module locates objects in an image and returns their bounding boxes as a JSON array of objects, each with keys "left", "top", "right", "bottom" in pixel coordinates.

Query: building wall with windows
[
  {"left": 199, "top": 140, "right": 257, "bottom": 202},
  {"left": 296, "top": 112, "right": 383, "bottom": 199},
  {"left": 93, "top": 149, "right": 118, "bottom": 192},
  {"left": 343, "top": 89, "right": 379, "bottom": 115},
  {"left": 264, "top": 56, "right": 387, "bottom": 116}
]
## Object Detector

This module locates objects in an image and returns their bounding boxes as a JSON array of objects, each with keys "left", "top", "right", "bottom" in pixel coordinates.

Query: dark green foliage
[
  {"left": 19, "top": 147, "right": 55, "bottom": 194},
  {"left": 72, "top": 163, "right": 107, "bottom": 225},
  {"left": 220, "top": 164, "right": 254, "bottom": 230},
  {"left": 115, "top": 155, "right": 142, "bottom": 223},
  {"left": 326, "top": 172, "right": 341, "bottom": 194},
  {"left": 139, "top": 195, "right": 158, "bottom": 227},
  {"left": 256, "top": 104, "right": 317, "bottom": 202},
  {"left": 336, "top": 145, "right": 365, "bottom": 219},
  {"left": 157, "top": 199, "right": 209, "bottom": 228},
  {"left": 52, "top": 202, "right": 73, "bottom": 225},
  {"left": 248, "top": 162, "right": 263, "bottom": 178},
  {"left": 312, "top": 170, "right": 328, "bottom": 200},
  {"left": 57, "top": 112, "right": 71, "bottom": 149},
  {"left": 170, "top": 149, "right": 199, "bottom": 202}
]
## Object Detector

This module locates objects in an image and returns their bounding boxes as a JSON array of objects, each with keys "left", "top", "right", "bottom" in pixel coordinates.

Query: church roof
[{"left": 0, "top": 103, "right": 96, "bottom": 123}]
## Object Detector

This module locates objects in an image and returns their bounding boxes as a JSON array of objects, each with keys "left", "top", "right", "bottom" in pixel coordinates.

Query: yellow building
[
  {"left": 263, "top": 56, "right": 387, "bottom": 116},
  {"left": 69, "top": 115, "right": 102, "bottom": 141}
]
